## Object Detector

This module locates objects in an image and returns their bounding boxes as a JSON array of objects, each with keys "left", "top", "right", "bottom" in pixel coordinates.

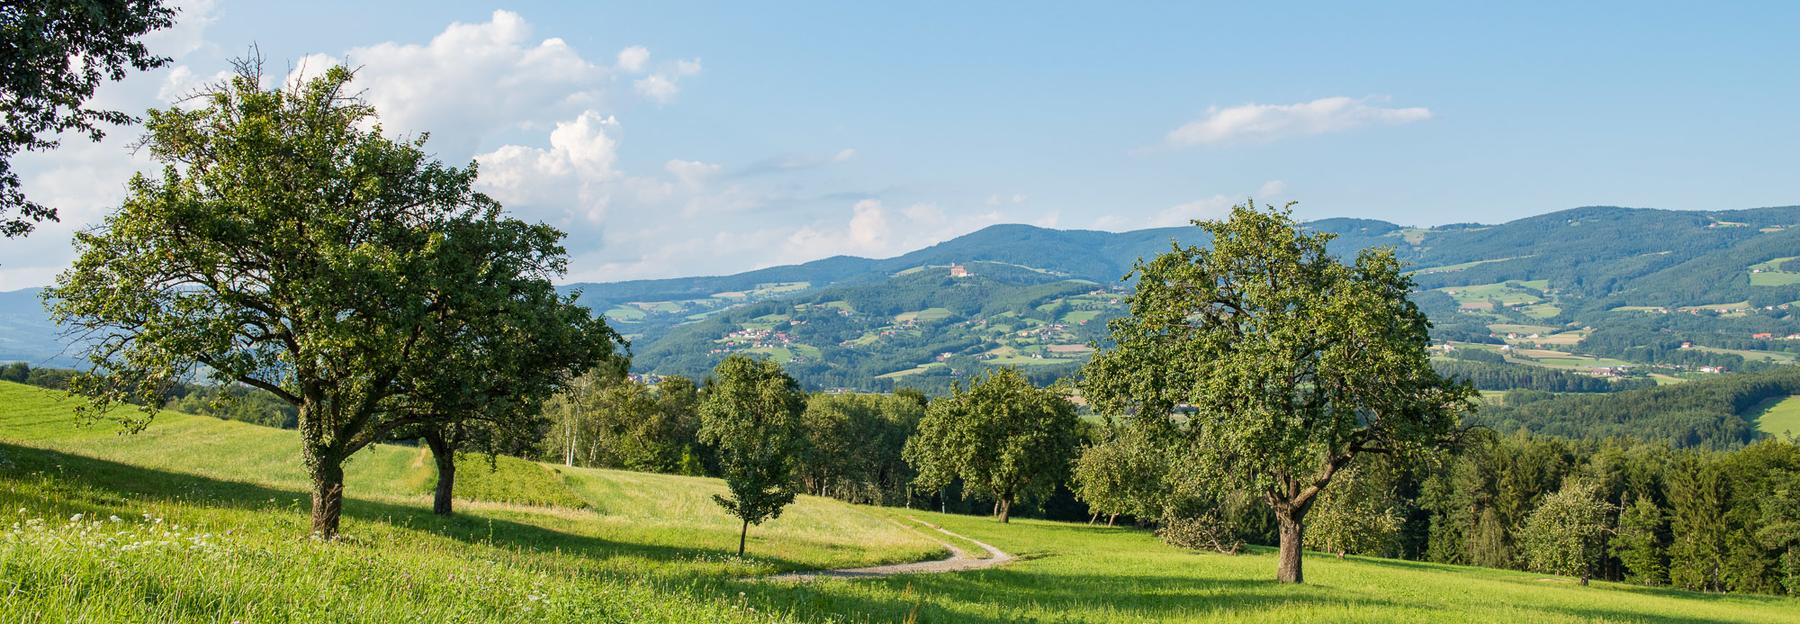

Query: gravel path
[{"left": 764, "top": 517, "right": 1012, "bottom": 582}]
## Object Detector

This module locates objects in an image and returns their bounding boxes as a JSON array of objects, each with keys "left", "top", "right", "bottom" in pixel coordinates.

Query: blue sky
[{"left": 5, "top": 1, "right": 1797, "bottom": 287}]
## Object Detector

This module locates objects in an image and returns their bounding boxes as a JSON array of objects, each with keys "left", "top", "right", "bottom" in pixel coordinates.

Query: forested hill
[
  {"left": 558, "top": 205, "right": 1800, "bottom": 395},
  {"left": 7, "top": 205, "right": 1800, "bottom": 398}
]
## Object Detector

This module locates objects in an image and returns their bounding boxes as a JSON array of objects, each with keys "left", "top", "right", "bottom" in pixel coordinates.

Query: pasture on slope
[{"left": 0, "top": 381, "right": 1795, "bottom": 622}]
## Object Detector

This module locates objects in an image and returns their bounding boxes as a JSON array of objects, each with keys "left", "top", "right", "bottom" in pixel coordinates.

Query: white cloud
[
  {"left": 287, "top": 10, "right": 610, "bottom": 154},
  {"left": 475, "top": 111, "right": 621, "bottom": 230},
  {"left": 664, "top": 159, "right": 721, "bottom": 188},
  {"left": 778, "top": 200, "right": 1008, "bottom": 264},
  {"left": 633, "top": 57, "right": 702, "bottom": 103},
  {"left": 985, "top": 193, "right": 1027, "bottom": 207},
  {"left": 616, "top": 45, "right": 650, "bottom": 73},
  {"left": 1257, "top": 179, "right": 1287, "bottom": 198},
  {"left": 1166, "top": 96, "right": 1430, "bottom": 146},
  {"left": 633, "top": 74, "right": 679, "bottom": 102},
  {"left": 832, "top": 148, "right": 858, "bottom": 163}
]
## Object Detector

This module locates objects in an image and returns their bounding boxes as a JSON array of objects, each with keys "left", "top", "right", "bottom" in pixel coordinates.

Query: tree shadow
[{"left": 0, "top": 441, "right": 820, "bottom": 571}]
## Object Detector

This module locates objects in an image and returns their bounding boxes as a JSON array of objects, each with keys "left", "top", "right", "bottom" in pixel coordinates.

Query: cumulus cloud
[
  {"left": 284, "top": 11, "right": 612, "bottom": 155},
  {"left": 1167, "top": 96, "right": 1430, "bottom": 146},
  {"left": 633, "top": 57, "right": 702, "bottom": 103},
  {"left": 475, "top": 111, "right": 622, "bottom": 230},
  {"left": 616, "top": 45, "right": 650, "bottom": 73}
]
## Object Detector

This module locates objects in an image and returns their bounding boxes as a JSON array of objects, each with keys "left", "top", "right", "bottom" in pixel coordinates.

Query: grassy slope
[
  {"left": 1752, "top": 394, "right": 1800, "bottom": 438},
  {"left": 1, "top": 381, "right": 1796, "bottom": 622}
]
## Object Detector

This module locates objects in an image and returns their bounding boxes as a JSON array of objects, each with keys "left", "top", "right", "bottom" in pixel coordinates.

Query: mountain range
[{"left": 7, "top": 205, "right": 1800, "bottom": 392}]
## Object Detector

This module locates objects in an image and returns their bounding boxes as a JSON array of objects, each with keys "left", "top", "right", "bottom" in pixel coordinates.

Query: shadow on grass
[{"left": 0, "top": 441, "right": 818, "bottom": 572}]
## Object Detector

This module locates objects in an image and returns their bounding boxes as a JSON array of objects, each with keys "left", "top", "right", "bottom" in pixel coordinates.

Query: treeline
[
  {"left": 1471, "top": 366, "right": 1800, "bottom": 448},
  {"left": 1072, "top": 422, "right": 1800, "bottom": 595},
  {"left": 535, "top": 369, "right": 933, "bottom": 507},
  {"left": 1432, "top": 357, "right": 1652, "bottom": 393},
  {"left": 1419, "top": 432, "right": 1798, "bottom": 594}
]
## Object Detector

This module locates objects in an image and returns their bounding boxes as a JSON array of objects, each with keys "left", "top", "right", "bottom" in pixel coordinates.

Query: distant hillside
[{"left": 9, "top": 204, "right": 1800, "bottom": 392}]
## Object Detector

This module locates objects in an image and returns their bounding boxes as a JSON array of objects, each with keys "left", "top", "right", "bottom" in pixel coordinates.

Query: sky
[{"left": 5, "top": 1, "right": 1799, "bottom": 288}]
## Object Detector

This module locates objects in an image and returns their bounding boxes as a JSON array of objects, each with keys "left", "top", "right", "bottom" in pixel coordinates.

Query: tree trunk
[
  {"left": 308, "top": 451, "right": 345, "bottom": 539},
  {"left": 1088, "top": 512, "right": 1098, "bottom": 525},
  {"left": 1276, "top": 508, "right": 1305, "bottom": 583},
  {"left": 1107, "top": 513, "right": 1117, "bottom": 527},
  {"left": 738, "top": 518, "right": 749, "bottom": 557},
  {"left": 424, "top": 431, "right": 455, "bottom": 516},
  {"left": 998, "top": 497, "right": 1012, "bottom": 523}
]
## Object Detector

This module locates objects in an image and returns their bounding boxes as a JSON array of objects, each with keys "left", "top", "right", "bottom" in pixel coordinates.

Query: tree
[
  {"left": 393, "top": 271, "right": 623, "bottom": 516},
  {"left": 44, "top": 61, "right": 570, "bottom": 538},
  {"left": 798, "top": 392, "right": 923, "bottom": 505},
  {"left": 1, "top": 0, "right": 175, "bottom": 237},
  {"left": 1520, "top": 478, "right": 1613, "bottom": 585},
  {"left": 1071, "top": 420, "right": 1171, "bottom": 526},
  {"left": 698, "top": 355, "right": 808, "bottom": 557},
  {"left": 1305, "top": 465, "right": 1406, "bottom": 559},
  {"left": 904, "top": 368, "right": 1080, "bottom": 523},
  {"left": 1082, "top": 201, "right": 1473, "bottom": 583},
  {"left": 1614, "top": 496, "right": 1670, "bottom": 585}
]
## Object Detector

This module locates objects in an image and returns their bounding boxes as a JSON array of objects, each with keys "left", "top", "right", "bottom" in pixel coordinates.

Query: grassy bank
[{"left": 1, "top": 381, "right": 1795, "bottom": 622}]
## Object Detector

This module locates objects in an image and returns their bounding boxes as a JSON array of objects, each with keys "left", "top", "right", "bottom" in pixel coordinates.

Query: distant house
[
  {"left": 1680, "top": 341, "right": 1694, "bottom": 349},
  {"left": 949, "top": 263, "right": 972, "bottom": 278},
  {"left": 1753, "top": 332, "right": 1775, "bottom": 340}
]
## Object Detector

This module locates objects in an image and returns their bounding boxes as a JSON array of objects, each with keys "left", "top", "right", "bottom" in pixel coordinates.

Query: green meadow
[{"left": 1, "top": 381, "right": 1795, "bottom": 623}]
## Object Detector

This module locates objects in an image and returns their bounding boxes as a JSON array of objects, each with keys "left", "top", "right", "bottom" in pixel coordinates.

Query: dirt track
[{"left": 764, "top": 517, "right": 1012, "bottom": 582}]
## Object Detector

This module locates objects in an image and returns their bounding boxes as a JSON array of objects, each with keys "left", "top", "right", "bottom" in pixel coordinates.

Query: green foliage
[
  {"left": 1520, "top": 478, "right": 1613, "bottom": 581},
  {"left": 1305, "top": 465, "right": 1406, "bottom": 558},
  {"left": 1614, "top": 496, "right": 1671, "bottom": 585},
  {"left": 1471, "top": 366, "right": 1800, "bottom": 448},
  {"left": 797, "top": 392, "right": 922, "bottom": 505},
  {"left": 42, "top": 61, "right": 605, "bottom": 537},
  {"left": 0, "top": 0, "right": 175, "bottom": 237},
  {"left": 903, "top": 368, "right": 1080, "bottom": 521},
  {"left": 698, "top": 356, "right": 808, "bottom": 555},
  {"left": 1071, "top": 420, "right": 1172, "bottom": 523},
  {"left": 1083, "top": 201, "right": 1472, "bottom": 582}
]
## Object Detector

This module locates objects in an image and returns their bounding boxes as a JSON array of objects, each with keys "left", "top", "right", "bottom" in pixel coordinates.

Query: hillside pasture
[
  {"left": 1751, "top": 395, "right": 1800, "bottom": 438},
  {"left": 0, "top": 382, "right": 1796, "bottom": 622}
]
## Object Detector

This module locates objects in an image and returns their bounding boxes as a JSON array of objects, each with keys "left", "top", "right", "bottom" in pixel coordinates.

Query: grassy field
[
  {"left": 1751, "top": 395, "right": 1800, "bottom": 438},
  {"left": 2, "top": 381, "right": 1796, "bottom": 622},
  {"left": 1692, "top": 345, "right": 1798, "bottom": 365}
]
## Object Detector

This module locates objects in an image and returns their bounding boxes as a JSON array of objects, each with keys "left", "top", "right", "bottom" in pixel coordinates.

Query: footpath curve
[{"left": 765, "top": 517, "right": 1012, "bottom": 582}]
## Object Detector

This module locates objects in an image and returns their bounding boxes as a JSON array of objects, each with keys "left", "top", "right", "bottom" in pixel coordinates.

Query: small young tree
[
  {"left": 1520, "top": 478, "right": 1614, "bottom": 585},
  {"left": 698, "top": 355, "right": 808, "bottom": 556},
  {"left": 1081, "top": 201, "right": 1473, "bottom": 583},
  {"left": 904, "top": 368, "right": 1081, "bottom": 522}
]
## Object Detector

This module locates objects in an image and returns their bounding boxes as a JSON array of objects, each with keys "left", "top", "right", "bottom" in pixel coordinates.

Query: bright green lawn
[
  {"left": 1751, "top": 395, "right": 1800, "bottom": 439},
  {"left": 1, "top": 382, "right": 1796, "bottom": 622}
]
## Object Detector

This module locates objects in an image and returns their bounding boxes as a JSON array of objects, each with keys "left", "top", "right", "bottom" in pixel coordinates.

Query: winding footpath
[{"left": 765, "top": 517, "right": 1013, "bottom": 582}]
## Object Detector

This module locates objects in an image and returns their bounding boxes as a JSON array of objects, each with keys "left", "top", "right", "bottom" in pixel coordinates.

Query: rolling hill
[
  {"left": 8, "top": 205, "right": 1800, "bottom": 391},
  {"left": 2, "top": 380, "right": 1794, "bottom": 622}
]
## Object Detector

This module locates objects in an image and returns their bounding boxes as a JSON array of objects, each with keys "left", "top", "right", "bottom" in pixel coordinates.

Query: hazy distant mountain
[{"left": 8, "top": 205, "right": 1800, "bottom": 390}]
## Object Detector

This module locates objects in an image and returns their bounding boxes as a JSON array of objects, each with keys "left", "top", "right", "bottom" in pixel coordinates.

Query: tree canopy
[
  {"left": 698, "top": 355, "right": 809, "bottom": 556},
  {"left": 904, "top": 367, "right": 1080, "bottom": 522},
  {"left": 1, "top": 0, "right": 175, "bottom": 237},
  {"left": 45, "top": 61, "right": 615, "bottom": 537},
  {"left": 1082, "top": 201, "right": 1472, "bottom": 582}
]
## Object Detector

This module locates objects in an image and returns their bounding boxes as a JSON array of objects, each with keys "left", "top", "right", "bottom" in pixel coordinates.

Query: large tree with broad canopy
[{"left": 1081, "top": 201, "right": 1472, "bottom": 583}]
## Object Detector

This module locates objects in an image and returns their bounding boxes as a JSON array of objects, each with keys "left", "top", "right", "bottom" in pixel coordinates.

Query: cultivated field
[{"left": 1, "top": 382, "right": 1795, "bottom": 622}]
